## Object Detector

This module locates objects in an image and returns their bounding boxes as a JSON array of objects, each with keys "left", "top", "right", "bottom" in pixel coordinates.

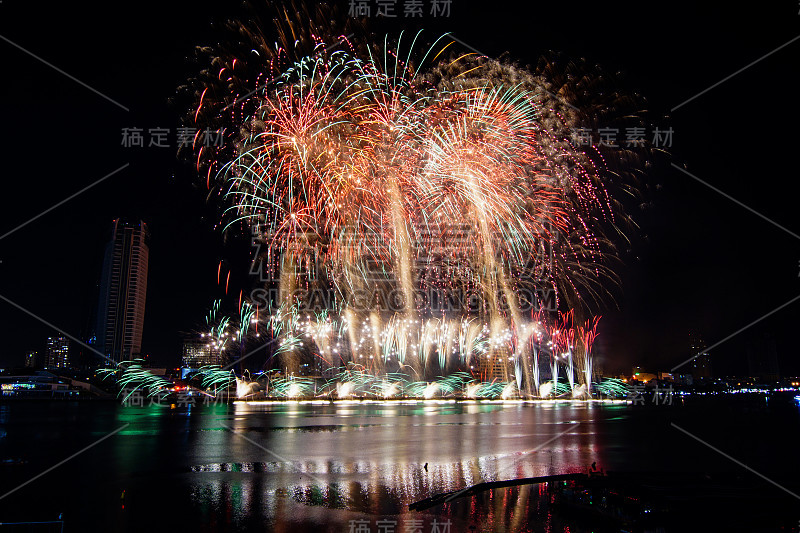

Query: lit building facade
[
  {"left": 182, "top": 339, "right": 224, "bottom": 369},
  {"left": 46, "top": 336, "right": 69, "bottom": 369},
  {"left": 96, "top": 219, "right": 150, "bottom": 363}
]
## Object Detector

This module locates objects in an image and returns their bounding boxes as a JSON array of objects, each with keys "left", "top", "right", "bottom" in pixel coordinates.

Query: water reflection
[
  {"left": 178, "top": 402, "right": 609, "bottom": 531},
  {"left": 3, "top": 397, "right": 798, "bottom": 531}
]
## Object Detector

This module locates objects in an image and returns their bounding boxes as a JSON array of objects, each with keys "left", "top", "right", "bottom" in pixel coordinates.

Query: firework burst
[{"left": 185, "top": 3, "right": 657, "bottom": 396}]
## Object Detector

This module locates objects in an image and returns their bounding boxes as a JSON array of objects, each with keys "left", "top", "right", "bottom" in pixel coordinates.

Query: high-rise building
[
  {"left": 96, "top": 219, "right": 150, "bottom": 363},
  {"left": 46, "top": 336, "right": 69, "bottom": 369},
  {"left": 24, "top": 350, "right": 38, "bottom": 368}
]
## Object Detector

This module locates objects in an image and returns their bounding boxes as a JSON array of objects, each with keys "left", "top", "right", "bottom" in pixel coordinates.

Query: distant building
[
  {"left": 96, "top": 219, "right": 150, "bottom": 363},
  {"left": 690, "top": 354, "right": 712, "bottom": 380},
  {"left": 478, "top": 349, "right": 510, "bottom": 381},
  {"left": 688, "top": 335, "right": 712, "bottom": 380},
  {"left": 24, "top": 350, "right": 38, "bottom": 369},
  {"left": 631, "top": 366, "right": 657, "bottom": 383},
  {"left": 46, "top": 336, "right": 69, "bottom": 369},
  {"left": 298, "top": 363, "right": 319, "bottom": 377},
  {"left": 182, "top": 339, "right": 224, "bottom": 369}
]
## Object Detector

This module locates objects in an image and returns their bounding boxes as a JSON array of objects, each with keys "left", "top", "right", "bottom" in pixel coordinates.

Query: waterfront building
[{"left": 96, "top": 219, "right": 150, "bottom": 362}]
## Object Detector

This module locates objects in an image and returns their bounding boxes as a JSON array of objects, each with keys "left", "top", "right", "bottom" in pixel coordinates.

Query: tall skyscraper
[
  {"left": 46, "top": 336, "right": 69, "bottom": 369},
  {"left": 96, "top": 219, "right": 150, "bottom": 363}
]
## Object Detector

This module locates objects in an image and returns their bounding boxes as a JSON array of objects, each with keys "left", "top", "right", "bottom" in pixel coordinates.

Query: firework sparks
[{"left": 186, "top": 6, "right": 654, "bottom": 397}]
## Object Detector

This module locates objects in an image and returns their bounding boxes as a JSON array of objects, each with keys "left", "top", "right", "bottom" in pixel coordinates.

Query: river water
[{"left": 0, "top": 396, "right": 798, "bottom": 531}]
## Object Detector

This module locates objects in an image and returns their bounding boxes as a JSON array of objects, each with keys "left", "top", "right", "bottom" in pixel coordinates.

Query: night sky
[{"left": 1, "top": 1, "right": 798, "bottom": 376}]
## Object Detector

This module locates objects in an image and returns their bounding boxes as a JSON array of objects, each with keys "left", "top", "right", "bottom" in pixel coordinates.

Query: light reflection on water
[
  {"left": 3, "top": 396, "right": 799, "bottom": 531},
  {"left": 179, "top": 401, "right": 611, "bottom": 532},
  {"left": 0, "top": 401, "right": 621, "bottom": 532}
]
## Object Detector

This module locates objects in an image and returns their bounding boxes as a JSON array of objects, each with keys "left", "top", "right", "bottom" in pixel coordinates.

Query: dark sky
[{"left": 1, "top": 1, "right": 798, "bottom": 376}]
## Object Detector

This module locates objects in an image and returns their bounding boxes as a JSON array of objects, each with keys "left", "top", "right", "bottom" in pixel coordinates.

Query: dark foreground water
[{"left": 0, "top": 396, "right": 799, "bottom": 532}]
